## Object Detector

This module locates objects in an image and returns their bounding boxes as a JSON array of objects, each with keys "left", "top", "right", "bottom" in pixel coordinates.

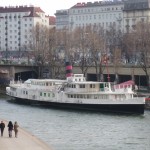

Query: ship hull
[{"left": 10, "top": 97, "right": 145, "bottom": 114}]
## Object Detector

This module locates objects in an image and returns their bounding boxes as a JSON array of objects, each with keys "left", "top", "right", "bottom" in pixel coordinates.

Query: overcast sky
[{"left": 0, "top": 0, "right": 98, "bottom": 16}]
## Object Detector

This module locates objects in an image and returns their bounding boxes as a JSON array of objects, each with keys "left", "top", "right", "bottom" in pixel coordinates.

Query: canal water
[{"left": 0, "top": 96, "right": 150, "bottom": 150}]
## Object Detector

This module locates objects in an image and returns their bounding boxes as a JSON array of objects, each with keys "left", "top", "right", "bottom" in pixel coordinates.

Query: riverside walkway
[{"left": 0, "top": 120, "right": 53, "bottom": 150}]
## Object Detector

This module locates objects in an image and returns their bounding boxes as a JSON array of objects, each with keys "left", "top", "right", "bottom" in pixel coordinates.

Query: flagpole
[{"left": 104, "top": 54, "right": 110, "bottom": 82}]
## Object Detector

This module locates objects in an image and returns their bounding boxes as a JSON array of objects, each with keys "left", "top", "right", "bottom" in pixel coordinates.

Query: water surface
[{"left": 0, "top": 97, "right": 150, "bottom": 150}]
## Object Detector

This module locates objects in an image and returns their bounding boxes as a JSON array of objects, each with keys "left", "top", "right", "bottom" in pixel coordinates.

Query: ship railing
[
  {"left": 10, "top": 80, "right": 23, "bottom": 85},
  {"left": 113, "top": 84, "right": 133, "bottom": 93}
]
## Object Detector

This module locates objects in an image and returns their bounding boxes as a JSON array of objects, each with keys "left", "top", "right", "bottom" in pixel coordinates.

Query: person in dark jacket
[
  {"left": 0, "top": 121, "right": 5, "bottom": 137},
  {"left": 7, "top": 121, "right": 13, "bottom": 138}
]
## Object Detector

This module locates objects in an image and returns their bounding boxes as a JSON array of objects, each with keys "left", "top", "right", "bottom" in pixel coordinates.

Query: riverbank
[{"left": 0, "top": 120, "right": 53, "bottom": 150}]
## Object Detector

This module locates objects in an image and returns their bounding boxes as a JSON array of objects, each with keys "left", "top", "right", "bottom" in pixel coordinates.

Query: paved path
[{"left": 0, "top": 120, "right": 53, "bottom": 150}]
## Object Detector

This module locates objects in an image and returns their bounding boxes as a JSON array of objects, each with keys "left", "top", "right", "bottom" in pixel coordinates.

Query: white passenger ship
[{"left": 6, "top": 73, "right": 145, "bottom": 114}]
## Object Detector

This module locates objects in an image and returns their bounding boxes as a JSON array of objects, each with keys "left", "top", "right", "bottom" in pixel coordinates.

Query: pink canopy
[{"left": 115, "top": 80, "right": 135, "bottom": 89}]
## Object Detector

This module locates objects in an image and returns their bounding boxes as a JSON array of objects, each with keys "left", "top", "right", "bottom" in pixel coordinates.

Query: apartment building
[
  {"left": 123, "top": 0, "right": 150, "bottom": 33},
  {"left": 56, "top": 0, "right": 150, "bottom": 33},
  {"left": 69, "top": 1, "right": 124, "bottom": 31},
  {"left": 55, "top": 9, "right": 69, "bottom": 30},
  {"left": 55, "top": 1, "right": 124, "bottom": 31},
  {"left": 0, "top": 5, "right": 49, "bottom": 55}
]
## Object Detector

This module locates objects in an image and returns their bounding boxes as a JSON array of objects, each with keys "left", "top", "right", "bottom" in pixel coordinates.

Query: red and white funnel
[{"left": 65, "top": 61, "right": 73, "bottom": 78}]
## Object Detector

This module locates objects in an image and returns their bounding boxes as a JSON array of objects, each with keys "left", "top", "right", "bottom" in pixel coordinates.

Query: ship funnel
[{"left": 65, "top": 61, "right": 73, "bottom": 77}]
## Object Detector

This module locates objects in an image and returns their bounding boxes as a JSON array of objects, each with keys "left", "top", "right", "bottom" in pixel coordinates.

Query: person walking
[
  {"left": 0, "top": 121, "right": 5, "bottom": 137},
  {"left": 14, "top": 121, "right": 19, "bottom": 138},
  {"left": 7, "top": 121, "right": 13, "bottom": 138}
]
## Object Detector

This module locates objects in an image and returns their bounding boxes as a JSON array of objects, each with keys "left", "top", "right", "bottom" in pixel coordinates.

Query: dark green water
[{"left": 0, "top": 96, "right": 150, "bottom": 150}]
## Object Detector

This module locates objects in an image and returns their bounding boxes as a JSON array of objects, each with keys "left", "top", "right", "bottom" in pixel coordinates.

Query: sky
[{"left": 0, "top": 0, "right": 99, "bottom": 16}]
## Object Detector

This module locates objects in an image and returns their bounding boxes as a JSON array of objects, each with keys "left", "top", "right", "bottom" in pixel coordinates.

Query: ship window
[
  {"left": 80, "top": 84, "right": 85, "bottom": 88},
  {"left": 52, "top": 93, "right": 55, "bottom": 97},
  {"left": 103, "top": 95, "right": 107, "bottom": 99},
  {"left": 100, "top": 84, "right": 104, "bottom": 91},
  {"left": 90, "top": 84, "right": 95, "bottom": 88},
  {"left": 40, "top": 92, "right": 42, "bottom": 96},
  {"left": 94, "top": 95, "right": 97, "bottom": 99},
  {"left": 71, "top": 95, "right": 73, "bottom": 98},
  {"left": 44, "top": 93, "right": 46, "bottom": 97},
  {"left": 72, "top": 84, "right": 76, "bottom": 88},
  {"left": 46, "top": 82, "right": 48, "bottom": 86},
  {"left": 74, "top": 95, "right": 76, "bottom": 98},
  {"left": 77, "top": 95, "right": 79, "bottom": 98},
  {"left": 48, "top": 93, "right": 50, "bottom": 97},
  {"left": 23, "top": 91, "right": 25, "bottom": 94},
  {"left": 105, "top": 83, "right": 109, "bottom": 88},
  {"left": 26, "top": 91, "right": 28, "bottom": 95}
]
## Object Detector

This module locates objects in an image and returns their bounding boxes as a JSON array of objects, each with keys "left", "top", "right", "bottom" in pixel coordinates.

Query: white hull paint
[{"left": 6, "top": 74, "right": 145, "bottom": 114}]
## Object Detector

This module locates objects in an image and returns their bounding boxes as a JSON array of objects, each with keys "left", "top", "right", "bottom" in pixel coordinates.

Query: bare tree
[
  {"left": 86, "top": 25, "right": 105, "bottom": 81},
  {"left": 123, "top": 21, "right": 150, "bottom": 88},
  {"left": 72, "top": 27, "right": 90, "bottom": 75},
  {"left": 105, "top": 26, "right": 123, "bottom": 83},
  {"left": 46, "top": 27, "right": 58, "bottom": 78},
  {"left": 135, "top": 22, "right": 150, "bottom": 88},
  {"left": 29, "top": 23, "right": 50, "bottom": 78}
]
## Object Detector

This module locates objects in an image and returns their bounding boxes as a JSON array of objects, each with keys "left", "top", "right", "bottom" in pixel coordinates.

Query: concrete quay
[{"left": 0, "top": 120, "right": 53, "bottom": 150}]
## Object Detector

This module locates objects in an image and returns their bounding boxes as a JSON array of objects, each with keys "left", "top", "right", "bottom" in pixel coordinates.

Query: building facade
[
  {"left": 123, "top": 0, "right": 150, "bottom": 33},
  {"left": 69, "top": 1, "right": 124, "bottom": 31},
  {"left": 0, "top": 5, "right": 49, "bottom": 58},
  {"left": 55, "top": 1, "right": 124, "bottom": 31},
  {"left": 55, "top": 0, "right": 150, "bottom": 32},
  {"left": 55, "top": 9, "right": 69, "bottom": 30}
]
